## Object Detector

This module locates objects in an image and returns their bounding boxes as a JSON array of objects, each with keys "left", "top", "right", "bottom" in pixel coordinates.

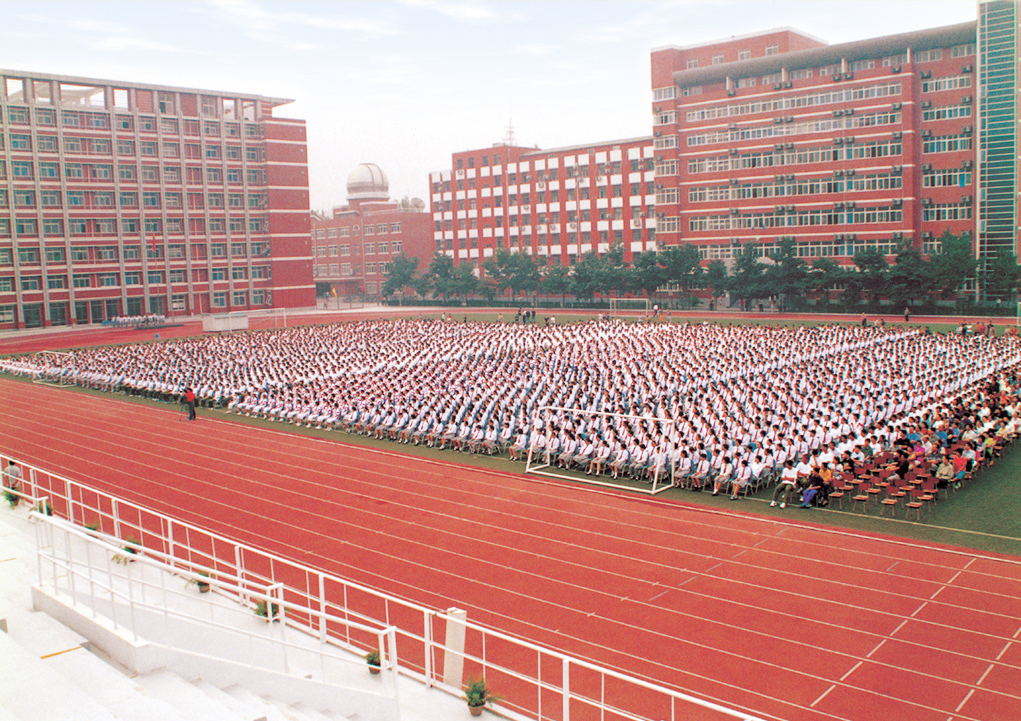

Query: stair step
[
  {"left": 137, "top": 669, "right": 247, "bottom": 721},
  {"left": 223, "top": 684, "right": 296, "bottom": 721}
]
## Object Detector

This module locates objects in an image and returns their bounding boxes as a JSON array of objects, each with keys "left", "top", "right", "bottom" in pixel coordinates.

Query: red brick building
[
  {"left": 0, "top": 69, "right": 313, "bottom": 329},
  {"left": 311, "top": 163, "right": 432, "bottom": 298},
  {"left": 650, "top": 19, "right": 1010, "bottom": 268},
  {"left": 429, "top": 137, "right": 656, "bottom": 271}
]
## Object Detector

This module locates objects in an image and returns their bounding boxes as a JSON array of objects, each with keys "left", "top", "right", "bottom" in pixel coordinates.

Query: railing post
[
  {"left": 423, "top": 610, "right": 434, "bottom": 688},
  {"left": 563, "top": 657, "right": 571, "bottom": 721},
  {"left": 318, "top": 572, "right": 327, "bottom": 643},
  {"left": 112, "top": 498, "right": 121, "bottom": 540}
]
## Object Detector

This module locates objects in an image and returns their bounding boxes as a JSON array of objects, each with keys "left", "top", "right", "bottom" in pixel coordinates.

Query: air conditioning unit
[
  {"left": 892, "top": 131, "right": 903, "bottom": 141},
  {"left": 832, "top": 74, "right": 842, "bottom": 82},
  {"left": 962, "top": 64, "right": 973, "bottom": 73},
  {"left": 920, "top": 70, "right": 932, "bottom": 79},
  {"left": 784, "top": 116, "right": 793, "bottom": 123},
  {"left": 730, "top": 208, "right": 740, "bottom": 215},
  {"left": 846, "top": 169, "right": 856, "bottom": 177},
  {"left": 893, "top": 231, "right": 903, "bottom": 240},
  {"left": 656, "top": 212, "right": 665, "bottom": 219},
  {"left": 962, "top": 160, "right": 973, "bottom": 170},
  {"left": 785, "top": 143, "right": 794, "bottom": 150},
  {"left": 786, "top": 205, "right": 795, "bottom": 212},
  {"left": 536, "top": 181, "right": 546, "bottom": 190},
  {"left": 786, "top": 174, "right": 795, "bottom": 182},
  {"left": 729, "top": 148, "right": 739, "bottom": 156},
  {"left": 631, "top": 219, "right": 643, "bottom": 228},
  {"left": 522, "top": 204, "right": 531, "bottom": 212},
  {"left": 846, "top": 136, "right": 856, "bottom": 144},
  {"left": 892, "top": 102, "right": 902, "bottom": 110},
  {"left": 892, "top": 65, "right": 902, "bottom": 73},
  {"left": 549, "top": 224, "right": 559, "bottom": 232},
  {"left": 845, "top": 108, "right": 855, "bottom": 116},
  {"left": 834, "top": 138, "right": 845, "bottom": 145},
  {"left": 843, "top": 72, "right": 854, "bottom": 80},
  {"left": 962, "top": 125, "right": 973, "bottom": 135},
  {"left": 846, "top": 201, "right": 856, "bottom": 209},
  {"left": 731, "top": 178, "right": 741, "bottom": 185},
  {"left": 923, "top": 231, "right": 933, "bottom": 240},
  {"left": 568, "top": 222, "right": 578, "bottom": 231},
  {"left": 962, "top": 195, "right": 973, "bottom": 204},
  {"left": 775, "top": 205, "right": 786, "bottom": 213},
  {"left": 833, "top": 109, "right": 844, "bottom": 117},
  {"left": 655, "top": 183, "right": 663, "bottom": 190},
  {"left": 729, "top": 123, "right": 738, "bottom": 131},
  {"left": 921, "top": 100, "right": 932, "bottom": 109},
  {"left": 653, "top": 130, "right": 662, "bottom": 137},
  {"left": 783, "top": 81, "right": 793, "bottom": 88},
  {"left": 922, "top": 163, "right": 933, "bottom": 172},
  {"left": 773, "top": 117, "right": 784, "bottom": 124},
  {"left": 892, "top": 165, "right": 902, "bottom": 174},
  {"left": 922, "top": 198, "right": 933, "bottom": 207},
  {"left": 775, "top": 174, "right": 785, "bottom": 182},
  {"left": 773, "top": 83, "right": 783, "bottom": 91},
  {"left": 835, "top": 234, "right": 845, "bottom": 241},
  {"left": 654, "top": 106, "right": 662, "bottom": 112},
  {"left": 727, "top": 89, "right": 737, "bottom": 96},
  {"left": 961, "top": 95, "right": 972, "bottom": 104},
  {"left": 774, "top": 143, "right": 785, "bottom": 151},
  {"left": 834, "top": 170, "right": 844, "bottom": 177},
  {"left": 892, "top": 199, "right": 903, "bottom": 208},
  {"left": 835, "top": 202, "right": 845, "bottom": 210}
]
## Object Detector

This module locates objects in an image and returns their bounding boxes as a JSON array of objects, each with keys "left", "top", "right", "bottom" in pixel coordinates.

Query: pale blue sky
[{"left": 1, "top": 1, "right": 977, "bottom": 212}]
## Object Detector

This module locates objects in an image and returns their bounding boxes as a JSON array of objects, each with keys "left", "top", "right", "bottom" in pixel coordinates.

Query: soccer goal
[
  {"left": 525, "top": 405, "right": 676, "bottom": 495},
  {"left": 608, "top": 297, "right": 651, "bottom": 320},
  {"left": 31, "top": 351, "right": 73, "bottom": 387}
]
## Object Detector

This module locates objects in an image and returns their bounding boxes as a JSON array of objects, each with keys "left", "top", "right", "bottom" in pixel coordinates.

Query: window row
[{"left": 689, "top": 206, "right": 904, "bottom": 231}]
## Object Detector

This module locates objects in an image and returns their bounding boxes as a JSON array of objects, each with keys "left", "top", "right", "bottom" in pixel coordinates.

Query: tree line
[{"left": 381, "top": 230, "right": 1021, "bottom": 309}]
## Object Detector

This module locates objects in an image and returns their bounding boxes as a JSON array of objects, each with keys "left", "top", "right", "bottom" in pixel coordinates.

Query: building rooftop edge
[
  {"left": 651, "top": 26, "right": 828, "bottom": 54},
  {"left": 520, "top": 135, "right": 654, "bottom": 157},
  {"left": 670, "top": 21, "right": 977, "bottom": 87},
  {"left": 0, "top": 68, "right": 295, "bottom": 108}
]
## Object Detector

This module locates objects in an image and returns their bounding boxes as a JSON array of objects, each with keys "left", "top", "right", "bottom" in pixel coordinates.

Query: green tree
[
  {"left": 765, "top": 237, "right": 808, "bottom": 310},
  {"left": 929, "top": 230, "right": 977, "bottom": 299},
  {"left": 428, "top": 253, "right": 456, "bottom": 300},
  {"left": 381, "top": 254, "right": 419, "bottom": 299},
  {"left": 705, "top": 260, "right": 729, "bottom": 304},
  {"left": 600, "top": 243, "right": 628, "bottom": 296},
  {"left": 570, "top": 251, "right": 605, "bottom": 301},
  {"left": 482, "top": 247, "right": 514, "bottom": 296},
  {"left": 730, "top": 243, "right": 765, "bottom": 307},
  {"left": 540, "top": 263, "right": 571, "bottom": 304},
  {"left": 886, "top": 241, "right": 933, "bottom": 308},
  {"left": 853, "top": 247, "right": 890, "bottom": 303},
  {"left": 985, "top": 251, "right": 1021, "bottom": 300},
  {"left": 450, "top": 262, "right": 479, "bottom": 303},
  {"left": 629, "top": 251, "right": 666, "bottom": 300},
  {"left": 807, "top": 257, "right": 843, "bottom": 301},
  {"left": 508, "top": 251, "right": 541, "bottom": 298}
]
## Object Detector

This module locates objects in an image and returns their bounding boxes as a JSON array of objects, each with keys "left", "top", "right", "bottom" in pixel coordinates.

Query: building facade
[
  {"left": 311, "top": 163, "right": 432, "bottom": 298},
  {"left": 0, "top": 69, "right": 313, "bottom": 330},
  {"left": 429, "top": 137, "right": 656, "bottom": 271},
  {"left": 651, "top": 4, "right": 1018, "bottom": 274}
]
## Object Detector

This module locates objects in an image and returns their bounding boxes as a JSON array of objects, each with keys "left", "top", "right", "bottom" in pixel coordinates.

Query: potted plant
[
  {"left": 36, "top": 500, "right": 53, "bottom": 516},
  {"left": 3, "top": 487, "right": 19, "bottom": 508},
  {"left": 463, "top": 676, "right": 502, "bottom": 716},
  {"left": 188, "top": 571, "right": 212, "bottom": 593},
  {"left": 254, "top": 599, "right": 280, "bottom": 620},
  {"left": 112, "top": 535, "right": 141, "bottom": 564},
  {"left": 364, "top": 648, "right": 381, "bottom": 674},
  {"left": 84, "top": 521, "right": 101, "bottom": 534}
]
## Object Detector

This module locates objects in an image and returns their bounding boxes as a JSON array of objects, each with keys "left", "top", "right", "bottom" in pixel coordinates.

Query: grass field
[{"left": 3, "top": 310, "right": 1018, "bottom": 557}]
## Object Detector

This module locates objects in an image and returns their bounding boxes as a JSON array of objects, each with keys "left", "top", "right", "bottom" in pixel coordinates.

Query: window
[
  {"left": 712, "top": 54, "right": 724, "bottom": 65},
  {"left": 99, "top": 273, "right": 118, "bottom": 287},
  {"left": 37, "top": 135, "right": 57, "bottom": 152},
  {"left": 232, "top": 291, "right": 247, "bottom": 306},
  {"left": 119, "top": 165, "right": 137, "bottom": 181},
  {"left": 46, "top": 247, "right": 66, "bottom": 264},
  {"left": 765, "top": 45, "right": 779, "bottom": 56},
  {"left": 147, "top": 271, "right": 165, "bottom": 284},
  {"left": 10, "top": 133, "right": 31, "bottom": 150},
  {"left": 42, "top": 219, "right": 63, "bottom": 236},
  {"left": 686, "top": 59, "right": 698, "bottom": 69},
  {"left": 738, "top": 50, "right": 751, "bottom": 61},
  {"left": 212, "top": 292, "right": 227, "bottom": 308},
  {"left": 19, "top": 247, "right": 40, "bottom": 264},
  {"left": 73, "top": 274, "right": 90, "bottom": 288},
  {"left": 124, "top": 272, "right": 141, "bottom": 286},
  {"left": 13, "top": 161, "right": 33, "bottom": 178},
  {"left": 21, "top": 276, "right": 42, "bottom": 291},
  {"left": 47, "top": 276, "right": 66, "bottom": 289}
]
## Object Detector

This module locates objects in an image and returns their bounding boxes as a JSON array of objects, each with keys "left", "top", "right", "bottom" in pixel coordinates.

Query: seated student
[
  {"left": 609, "top": 446, "right": 629, "bottom": 480},
  {"left": 770, "top": 460, "right": 798, "bottom": 508},
  {"left": 935, "top": 455, "right": 955, "bottom": 489},
  {"left": 729, "top": 459, "right": 753, "bottom": 500},
  {"left": 689, "top": 453, "right": 711, "bottom": 491},
  {"left": 589, "top": 441, "right": 612, "bottom": 476},
  {"left": 799, "top": 470, "right": 824, "bottom": 508},
  {"left": 481, "top": 423, "right": 500, "bottom": 455},
  {"left": 711, "top": 455, "right": 735, "bottom": 496},
  {"left": 508, "top": 428, "right": 529, "bottom": 461}
]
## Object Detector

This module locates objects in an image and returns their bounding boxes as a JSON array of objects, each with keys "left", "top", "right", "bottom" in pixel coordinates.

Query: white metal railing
[
  {"left": 4, "top": 453, "right": 767, "bottom": 721},
  {"left": 32, "top": 513, "right": 400, "bottom": 704}
]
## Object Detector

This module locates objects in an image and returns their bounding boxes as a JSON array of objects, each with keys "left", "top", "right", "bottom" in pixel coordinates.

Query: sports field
[{"left": 1, "top": 311, "right": 1019, "bottom": 721}]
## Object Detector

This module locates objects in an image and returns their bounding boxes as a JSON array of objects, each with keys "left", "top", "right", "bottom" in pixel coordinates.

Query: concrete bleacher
[{"left": 0, "top": 505, "right": 469, "bottom": 721}]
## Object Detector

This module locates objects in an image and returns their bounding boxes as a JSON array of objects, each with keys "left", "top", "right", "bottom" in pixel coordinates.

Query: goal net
[
  {"left": 525, "top": 405, "right": 675, "bottom": 495},
  {"left": 31, "top": 351, "right": 73, "bottom": 387},
  {"left": 608, "top": 297, "right": 651, "bottom": 320}
]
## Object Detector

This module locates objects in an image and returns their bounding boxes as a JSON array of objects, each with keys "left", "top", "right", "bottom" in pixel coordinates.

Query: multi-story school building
[{"left": 0, "top": 70, "right": 313, "bottom": 329}]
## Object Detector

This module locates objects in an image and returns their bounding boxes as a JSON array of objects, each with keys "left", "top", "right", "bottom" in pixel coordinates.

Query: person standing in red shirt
[{"left": 183, "top": 387, "right": 197, "bottom": 421}]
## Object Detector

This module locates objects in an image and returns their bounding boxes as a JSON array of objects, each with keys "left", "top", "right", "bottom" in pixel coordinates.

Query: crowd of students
[
  {"left": 2, "top": 319, "right": 1018, "bottom": 506},
  {"left": 107, "top": 314, "right": 167, "bottom": 329}
]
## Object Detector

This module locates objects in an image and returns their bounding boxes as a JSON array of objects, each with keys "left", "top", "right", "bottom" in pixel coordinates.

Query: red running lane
[{"left": 1, "top": 378, "right": 1020, "bottom": 721}]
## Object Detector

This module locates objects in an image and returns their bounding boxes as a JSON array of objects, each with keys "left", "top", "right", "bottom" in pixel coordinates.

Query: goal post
[
  {"left": 525, "top": 405, "right": 675, "bottom": 495},
  {"left": 608, "top": 297, "right": 651, "bottom": 320},
  {"left": 31, "top": 351, "right": 73, "bottom": 387}
]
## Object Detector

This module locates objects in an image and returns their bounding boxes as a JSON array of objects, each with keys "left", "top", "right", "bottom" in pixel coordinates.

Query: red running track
[{"left": 1, "top": 378, "right": 1019, "bottom": 721}]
